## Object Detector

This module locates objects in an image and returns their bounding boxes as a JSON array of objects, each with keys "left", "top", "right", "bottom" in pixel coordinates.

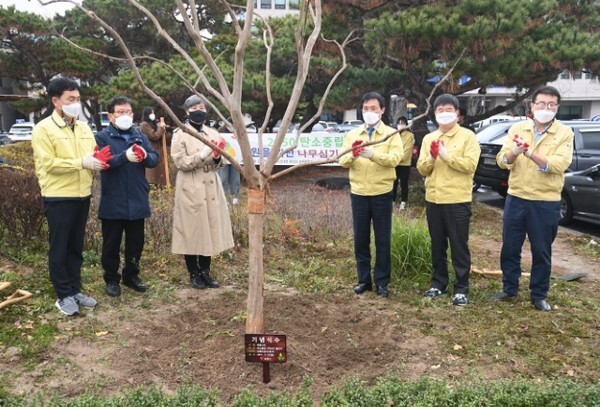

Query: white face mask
[
  {"left": 533, "top": 109, "right": 556, "bottom": 124},
  {"left": 362, "top": 111, "right": 380, "bottom": 126},
  {"left": 115, "top": 115, "right": 133, "bottom": 131},
  {"left": 435, "top": 112, "right": 457, "bottom": 126},
  {"left": 61, "top": 102, "right": 81, "bottom": 118},
  {"left": 148, "top": 113, "right": 156, "bottom": 121}
]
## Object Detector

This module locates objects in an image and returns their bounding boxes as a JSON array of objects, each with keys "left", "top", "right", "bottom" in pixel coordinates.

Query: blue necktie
[{"left": 367, "top": 127, "right": 374, "bottom": 138}]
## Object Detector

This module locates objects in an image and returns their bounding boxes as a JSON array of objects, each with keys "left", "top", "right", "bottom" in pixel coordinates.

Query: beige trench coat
[{"left": 170, "top": 126, "right": 234, "bottom": 255}]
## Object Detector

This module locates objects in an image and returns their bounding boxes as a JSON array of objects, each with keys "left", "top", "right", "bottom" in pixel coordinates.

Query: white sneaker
[
  {"left": 231, "top": 197, "right": 239, "bottom": 205},
  {"left": 55, "top": 296, "right": 79, "bottom": 316},
  {"left": 74, "top": 292, "right": 98, "bottom": 309},
  {"left": 399, "top": 201, "right": 406, "bottom": 210}
]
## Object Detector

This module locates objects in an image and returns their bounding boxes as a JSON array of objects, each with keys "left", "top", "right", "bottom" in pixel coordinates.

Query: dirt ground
[{"left": 2, "top": 167, "right": 599, "bottom": 403}]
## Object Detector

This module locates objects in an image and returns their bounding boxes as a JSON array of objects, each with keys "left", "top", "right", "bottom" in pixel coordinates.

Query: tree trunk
[{"left": 245, "top": 188, "right": 265, "bottom": 333}]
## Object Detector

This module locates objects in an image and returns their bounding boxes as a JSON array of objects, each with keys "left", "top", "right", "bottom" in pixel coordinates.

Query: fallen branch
[{"left": 0, "top": 284, "right": 33, "bottom": 310}]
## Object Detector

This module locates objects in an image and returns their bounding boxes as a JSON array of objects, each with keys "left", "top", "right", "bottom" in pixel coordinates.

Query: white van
[
  {"left": 8, "top": 122, "right": 35, "bottom": 142},
  {"left": 472, "top": 115, "right": 527, "bottom": 131}
]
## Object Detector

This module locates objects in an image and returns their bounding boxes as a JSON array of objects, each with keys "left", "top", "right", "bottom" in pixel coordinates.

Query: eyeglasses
[
  {"left": 532, "top": 102, "right": 559, "bottom": 109},
  {"left": 113, "top": 110, "right": 133, "bottom": 116}
]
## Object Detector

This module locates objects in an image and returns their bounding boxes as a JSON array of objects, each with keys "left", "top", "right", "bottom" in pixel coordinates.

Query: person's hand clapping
[
  {"left": 511, "top": 135, "right": 529, "bottom": 157},
  {"left": 82, "top": 153, "right": 105, "bottom": 171},
  {"left": 351, "top": 140, "right": 363, "bottom": 158},
  {"left": 211, "top": 137, "right": 227, "bottom": 158},
  {"left": 438, "top": 140, "right": 448, "bottom": 161},
  {"left": 132, "top": 144, "right": 147, "bottom": 161},
  {"left": 358, "top": 147, "right": 374, "bottom": 159},
  {"left": 430, "top": 139, "right": 440, "bottom": 159}
]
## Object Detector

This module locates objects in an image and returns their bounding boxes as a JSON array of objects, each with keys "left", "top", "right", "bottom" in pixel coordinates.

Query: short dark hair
[
  {"left": 361, "top": 92, "right": 386, "bottom": 109},
  {"left": 433, "top": 93, "right": 459, "bottom": 110},
  {"left": 47, "top": 77, "right": 80, "bottom": 100},
  {"left": 106, "top": 96, "right": 133, "bottom": 113},
  {"left": 397, "top": 116, "right": 408, "bottom": 126},
  {"left": 531, "top": 86, "right": 561, "bottom": 104}
]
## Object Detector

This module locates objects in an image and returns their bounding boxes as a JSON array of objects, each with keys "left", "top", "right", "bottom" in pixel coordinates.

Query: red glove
[
  {"left": 352, "top": 140, "right": 364, "bottom": 157},
  {"left": 512, "top": 135, "right": 530, "bottom": 156},
  {"left": 513, "top": 135, "right": 530, "bottom": 150},
  {"left": 132, "top": 144, "right": 147, "bottom": 161},
  {"left": 211, "top": 137, "right": 227, "bottom": 157},
  {"left": 93, "top": 145, "right": 112, "bottom": 170},
  {"left": 430, "top": 139, "right": 440, "bottom": 159}
]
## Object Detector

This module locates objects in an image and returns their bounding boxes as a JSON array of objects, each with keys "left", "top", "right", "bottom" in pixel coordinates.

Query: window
[
  {"left": 275, "top": 0, "right": 286, "bottom": 9},
  {"left": 573, "top": 71, "right": 582, "bottom": 80},
  {"left": 559, "top": 70, "right": 570, "bottom": 79},
  {"left": 557, "top": 105, "right": 582, "bottom": 121},
  {"left": 580, "top": 131, "right": 600, "bottom": 150},
  {"left": 583, "top": 71, "right": 593, "bottom": 79},
  {"left": 261, "top": 0, "right": 271, "bottom": 9},
  {"left": 289, "top": 0, "right": 299, "bottom": 9}
]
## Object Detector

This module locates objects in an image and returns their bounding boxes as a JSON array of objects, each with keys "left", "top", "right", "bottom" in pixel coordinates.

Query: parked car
[
  {"left": 472, "top": 115, "right": 527, "bottom": 132},
  {"left": 337, "top": 120, "right": 363, "bottom": 133},
  {"left": 0, "top": 134, "right": 11, "bottom": 146},
  {"left": 272, "top": 120, "right": 299, "bottom": 133},
  {"left": 7, "top": 122, "right": 35, "bottom": 142},
  {"left": 560, "top": 163, "right": 600, "bottom": 225},
  {"left": 312, "top": 121, "right": 339, "bottom": 133},
  {"left": 474, "top": 120, "right": 600, "bottom": 197}
]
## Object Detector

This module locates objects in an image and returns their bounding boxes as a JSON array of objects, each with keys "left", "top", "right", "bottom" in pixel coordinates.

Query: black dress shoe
[
  {"left": 353, "top": 283, "right": 372, "bottom": 294},
  {"left": 492, "top": 292, "right": 517, "bottom": 301},
  {"left": 532, "top": 299, "right": 551, "bottom": 312},
  {"left": 106, "top": 283, "right": 121, "bottom": 297},
  {"left": 376, "top": 286, "right": 389, "bottom": 298},
  {"left": 123, "top": 277, "right": 147, "bottom": 293}
]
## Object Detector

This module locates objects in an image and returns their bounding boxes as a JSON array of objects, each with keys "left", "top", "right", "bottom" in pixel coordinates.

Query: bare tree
[
  {"left": 40, "top": 0, "right": 357, "bottom": 334},
  {"left": 40, "top": 0, "right": 454, "bottom": 335}
]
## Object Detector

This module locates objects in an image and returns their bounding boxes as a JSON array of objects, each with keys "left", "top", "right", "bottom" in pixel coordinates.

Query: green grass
[
  {"left": 2, "top": 150, "right": 600, "bottom": 405},
  {"left": 1, "top": 378, "right": 599, "bottom": 406}
]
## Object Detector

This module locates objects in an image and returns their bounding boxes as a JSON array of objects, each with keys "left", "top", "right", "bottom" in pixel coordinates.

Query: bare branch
[
  {"left": 264, "top": 0, "right": 323, "bottom": 173},
  {"left": 272, "top": 50, "right": 467, "bottom": 182},
  {"left": 280, "top": 30, "right": 357, "bottom": 159},
  {"left": 128, "top": 0, "right": 229, "bottom": 108}
]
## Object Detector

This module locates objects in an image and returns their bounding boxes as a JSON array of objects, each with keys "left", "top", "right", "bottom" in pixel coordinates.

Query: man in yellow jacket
[
  {"left": 339, "top": 92, "right": 403, "bottom": 298},
  {"left": 32, "top": 77, "right": 106, "bottom": 316},
  {"left": 417, "top": 94, "right": 480, "bottom": 306},
  {"left": 494, "top": 86, "right": 574, "bottom": 312}
]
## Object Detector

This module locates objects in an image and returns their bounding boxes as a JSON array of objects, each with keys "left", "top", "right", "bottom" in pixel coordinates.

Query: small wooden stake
[{"left": 262, "top": 362, "right": 270, "bottom": 383}]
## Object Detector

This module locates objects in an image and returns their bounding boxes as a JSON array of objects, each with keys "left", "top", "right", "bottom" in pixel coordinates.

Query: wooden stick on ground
[
  {"left": 0, "top": 289, "right": 33, "bottom": 310},
  {"left": 471, "top": 267, "right": 531, "bottom": 278}
]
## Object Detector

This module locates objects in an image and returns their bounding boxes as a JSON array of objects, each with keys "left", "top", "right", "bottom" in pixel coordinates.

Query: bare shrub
[
  {"left": 0, "top": 164, "right": 45, "bottom": 248},
  {"left": 268, "top": 185, "right": 353, "bottom": 244},
  {"left": 145, "top": 187, "right": 175, "bottom": 255}
]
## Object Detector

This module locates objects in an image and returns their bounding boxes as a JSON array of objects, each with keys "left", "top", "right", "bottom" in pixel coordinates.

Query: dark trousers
[
  {"left": 425, "top": 202, "right": 472, "bottom": 294},
  {"left": 44, "top": 199, "right": 90, "bottom": 300},
  {"left": 101, "top": 219, "right": 145, "bottom": 284},
  {"left": 500, "top": 195, "right": 560, "bottom": 300},
  {"left": 351, "top": 191, "right": 393, "bottom": 287},
  {"left": 184, "top": 255, "right": 211, "bottom": 274},
  {"left": 393, "top": 165, "right": 410, "bottom": 202}
]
